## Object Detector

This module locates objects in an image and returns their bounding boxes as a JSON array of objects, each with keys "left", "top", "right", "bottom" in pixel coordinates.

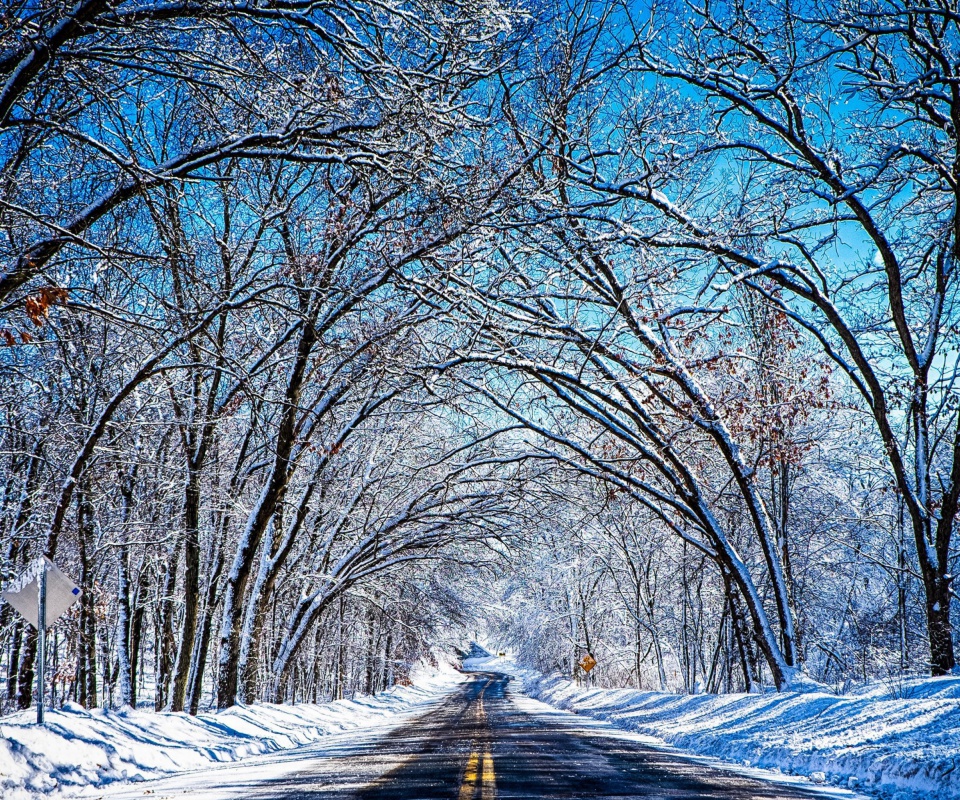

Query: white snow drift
[
  {"left": 0, "top": 664, "right": 464, "bottom": 799},
  {"left": 4, "top": 654, "right": 958, "bottom": 800},
  {"left": 473, "top": 655, "right": 960, "bottom": 800}
]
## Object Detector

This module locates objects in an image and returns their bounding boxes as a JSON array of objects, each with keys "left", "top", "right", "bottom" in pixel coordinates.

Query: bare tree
[{"left": 589, "top": 0, "right": 960, "bottom": 675}]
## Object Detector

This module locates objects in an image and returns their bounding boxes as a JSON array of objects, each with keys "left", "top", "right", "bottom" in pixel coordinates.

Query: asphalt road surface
[{"left": 236, "top": 671, "right": 845, "bottom": 800}]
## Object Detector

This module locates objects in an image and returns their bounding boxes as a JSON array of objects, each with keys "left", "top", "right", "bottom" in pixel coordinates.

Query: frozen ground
[
  {"left": 465, "top": 654, "right": 960, "bottom": 800},
  {"left": 0, "top": 663, "right": 465, "bottom": 799}
]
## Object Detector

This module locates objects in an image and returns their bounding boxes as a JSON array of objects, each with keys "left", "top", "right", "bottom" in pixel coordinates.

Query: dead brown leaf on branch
[{"left": 1, "top": 286, "right": 68, "bottom": 346}]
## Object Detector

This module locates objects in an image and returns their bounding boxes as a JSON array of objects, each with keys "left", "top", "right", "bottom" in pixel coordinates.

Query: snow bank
[
  {"left": 469, "top": 656, "right": 960, "bottom": 800},
  {"left": 0, "top": 663, "right": 464, "bottom": 799}
]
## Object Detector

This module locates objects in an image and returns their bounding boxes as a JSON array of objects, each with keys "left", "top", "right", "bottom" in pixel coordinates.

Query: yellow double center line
[
  {"left": 459, "top": 684, "right": 496, "bottom": 800},
  {"left": 458, "top": 746, "right": 496, "bottom": 800}
]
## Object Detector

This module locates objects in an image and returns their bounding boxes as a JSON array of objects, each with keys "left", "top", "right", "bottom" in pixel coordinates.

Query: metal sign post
[
  {"left": 37, "top": 564, "right": 46, "bottom": 725},
  {"left": 1, "top": 557, "right": 80, "bottom": 725}
]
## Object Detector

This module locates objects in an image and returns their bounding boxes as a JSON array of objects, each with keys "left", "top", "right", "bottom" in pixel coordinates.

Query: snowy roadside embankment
[
  {"left": 0, "top": 664, "right": 464, "bottom": 799},
  {"left": 471, "top": 656, "right": 960, "bottom": 800}
]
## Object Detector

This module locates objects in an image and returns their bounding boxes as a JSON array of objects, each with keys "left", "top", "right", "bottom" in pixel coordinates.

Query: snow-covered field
[
  {"left": 0, "top": 664, "right": 465, "bottom": 799},
  {"left": 467, "top": 654, "right": 960, "bottom": 800}
]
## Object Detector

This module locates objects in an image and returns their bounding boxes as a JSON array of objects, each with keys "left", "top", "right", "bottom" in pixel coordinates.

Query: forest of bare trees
[{"left": 2, "top": 0, "right": 959, "bottom": 715}]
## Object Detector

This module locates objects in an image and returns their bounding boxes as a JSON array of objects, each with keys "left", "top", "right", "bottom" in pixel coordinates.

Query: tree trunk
[
  {"left": 129, "top": 559, "right": 148, "bottom": 707},
  {"left": 5, "top": 440, "right": 42, "bottom": 709},
  {"left": 722, "top": 568, "right": 759, "bottom": 693},
  {"left": 17, "top": 629, "right": 36, "bottom": 710},
  {"left": 926, "top": 577, "right": 955, "bottom": 675},
  {"left": 335, "top": 595, "right": 346, "bottom": 700},
  {"left": 238, "top": 521, "right": 277, "bottom": 704},
  {"left": 239, "top": 482, "right": 313, "bottom": 703},
  {"left": 116, "top": 462, "right": 138, "bottom": 707},
  {"left": 77, "top": 490, "right": 98, "bottom": 709},
  {"left": 117, "top": 547, "right": 134, "bottom": 707},
  {"left": 6, "top": 618, "right": 22, "bottom": 707},
  {"left": 217, "top": 318, "right": 317, "bottom": 708},
  {"left": 188, "top": 529, "right": 226, "bottom": 714},
  {"left": 187, "top": 563, "right": 221, "bottom": 715},
  {"left": 382, "top": 631, "right": 393, "bottom": 690},
  {"left": 155, "top": 537, "right": 181, "bottom": 710},
  {"left": 364, "top": 605, "right": 376, "bottom": 695},
  {"left": 170, "top": 466, "right": 201, "bottom": 711}
]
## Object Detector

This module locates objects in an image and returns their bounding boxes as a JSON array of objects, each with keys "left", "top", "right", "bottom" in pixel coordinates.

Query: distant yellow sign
[{"left": 579, "top": 653, "right": 597, "bottom": 673}]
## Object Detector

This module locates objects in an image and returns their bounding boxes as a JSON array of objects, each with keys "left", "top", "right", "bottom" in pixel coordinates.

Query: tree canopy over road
[{"left": 2, "top": 0, "right": 959, "bottom": 712}]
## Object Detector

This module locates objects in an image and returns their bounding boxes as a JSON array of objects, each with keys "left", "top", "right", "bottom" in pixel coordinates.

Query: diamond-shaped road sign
[
  {"left": 1, "top": 557, "right": 80, "bottom": 629},
  {"left": 579, "top": 653, "right": 597, "bottom": 673}
]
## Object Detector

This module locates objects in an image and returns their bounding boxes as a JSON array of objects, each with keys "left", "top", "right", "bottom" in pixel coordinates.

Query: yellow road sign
[{"left": 579, "top": 653, "right": 597, "bottom": 673}]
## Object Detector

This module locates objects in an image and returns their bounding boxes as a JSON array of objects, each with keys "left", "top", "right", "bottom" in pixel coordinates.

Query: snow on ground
[
  {"left": 0, "top": 662, "right": 465, "bottom": 799},
  {"left": 465, "top": 654, "right": 960, "bottom": 800}
]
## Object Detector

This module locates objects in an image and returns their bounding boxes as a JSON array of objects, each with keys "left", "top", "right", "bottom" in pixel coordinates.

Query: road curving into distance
[{"left": 244, "top": 671, "right": 856, "bottom": 800}]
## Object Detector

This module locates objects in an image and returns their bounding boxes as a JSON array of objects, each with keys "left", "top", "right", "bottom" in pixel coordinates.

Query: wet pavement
[{"left": 242, "top": 672, "right": 847, "bottom": 800}]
